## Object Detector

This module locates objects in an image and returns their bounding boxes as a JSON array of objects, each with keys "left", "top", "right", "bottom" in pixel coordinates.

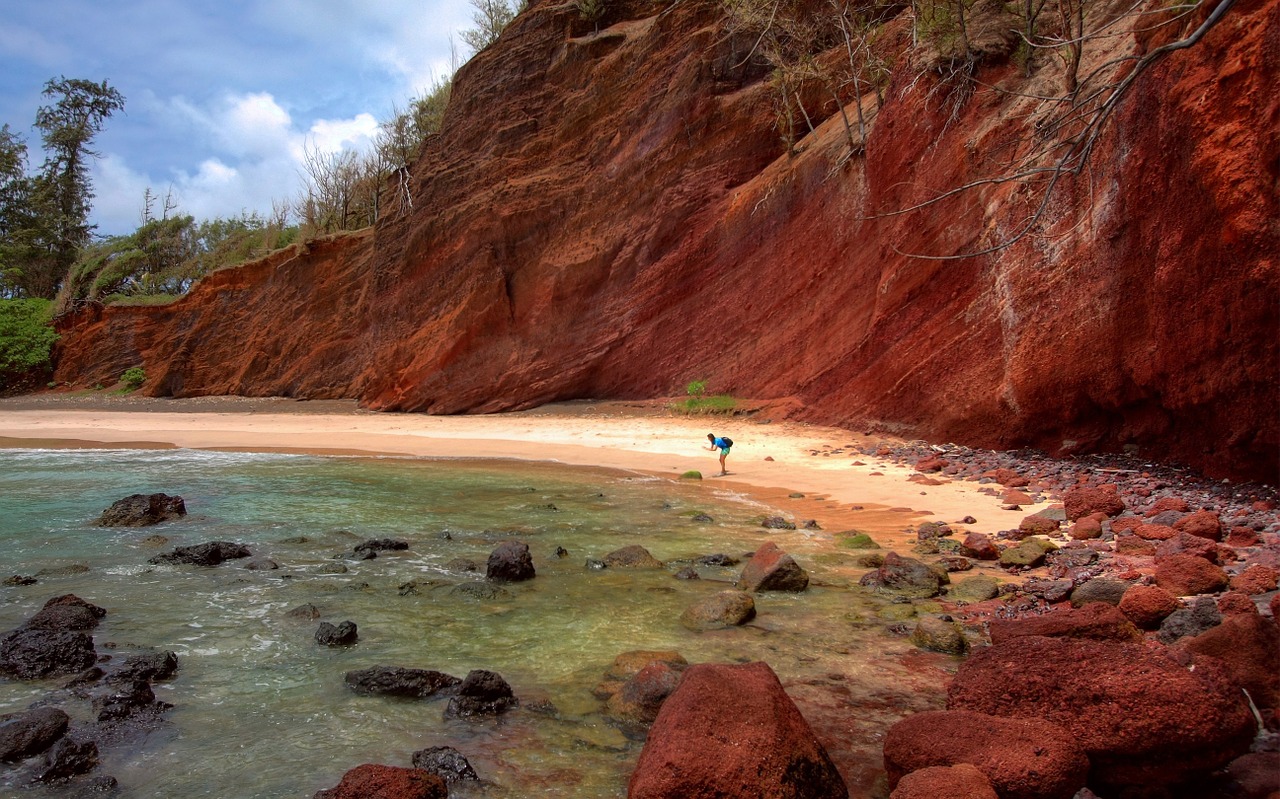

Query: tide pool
[{"left": 0, "top": 448, "right": 947, "bottom": 797}]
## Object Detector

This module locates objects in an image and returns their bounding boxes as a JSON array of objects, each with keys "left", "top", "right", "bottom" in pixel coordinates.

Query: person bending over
[{"left": 706, "top": 433, "right": 733, "bottom": 476}]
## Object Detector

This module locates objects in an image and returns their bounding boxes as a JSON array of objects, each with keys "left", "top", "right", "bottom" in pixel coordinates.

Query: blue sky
[{"left": 0, "top": 0, "right": 473, "bottom": 235}]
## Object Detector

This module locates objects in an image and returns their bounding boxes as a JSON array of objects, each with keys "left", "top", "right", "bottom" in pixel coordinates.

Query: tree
[
  {"left": 26, "top": 77, "right": 125, "bottom": 298},
  {"left": 0, "top": 125, "right": 36, "bottom": 297},
  {"left": 461, "top": 0, "right": 518, "bottom": 53}
]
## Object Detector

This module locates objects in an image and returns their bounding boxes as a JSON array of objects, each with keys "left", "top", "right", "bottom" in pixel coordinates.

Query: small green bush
[
  {"left": 121, "top": 367, "right": 146, "bottom": 390},
  {"left": 0, "top": 299, "right": 58, "bottom": 373}
]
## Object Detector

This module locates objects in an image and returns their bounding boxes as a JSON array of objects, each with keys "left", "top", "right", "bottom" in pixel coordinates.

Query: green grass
[{"left": 672, "top": 394, "right": 738, "bottom": 415}]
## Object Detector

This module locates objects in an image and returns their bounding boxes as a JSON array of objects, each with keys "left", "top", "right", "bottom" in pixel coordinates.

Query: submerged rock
[
  {"left": 411, "top": 746, "right": 478, "bottom": 784},
  {"left": 344, "top": 667, "right": 461, "bottom": 699},
  {"left": 38, "top": 735, "right": 99, "bottom": 781},
  {"left": 148, "top": 541, "right": 250, "bottom": 567},
  {"left": 315, "top": 621, "right": 358, "bottom": 647},
  {"left": 629, "top": 661, "right": 847, "bottom": 798},
  {"left": 353, "top": 538, "right": 410, "bottom": 558},
  {"left": 859, "top": 552, "right": 942, "bottom": 598},
  {"left": 485, "top": 541, "right": 535, "bottom": 582},
  {"left": 24, "top": 595, "right": 106, "bottom": 631},
  {"left": 313, "top": 764, "right": 447, "bottom": 799},
  {"left": 680, "top": 590, "right": 756, "bottom": 631},
  {"left": 909, "top": 616, "right": 968, "bottom": 655},
  {"left": 443, "top": 670, "right": 518, "bottom": 719},
  {"left": 603, "top": 545, "right": 664, "bottom": 568},
  {"left": 0, "top": 628, "right": 97, "bottom": 679},
  {"left": 737, "top": 542, "right": 809, "bottom": 592},
  {"left": 0, "top": 706, "right": 70, "bottom": 762},
  {"left": 97, "top": 493, "right": 187, "bottom": 527},
  {"left": 606, "top": 660, "right": 687, "bottom": 726}
]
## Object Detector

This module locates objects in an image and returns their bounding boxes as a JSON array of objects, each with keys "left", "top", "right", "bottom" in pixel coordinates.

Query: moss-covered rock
[
  {"left": 840, "top": 533, "right": 880, "bottom": 549},
  {"left": 948, "top": 574, "right": 1000, "bottom": 603}
]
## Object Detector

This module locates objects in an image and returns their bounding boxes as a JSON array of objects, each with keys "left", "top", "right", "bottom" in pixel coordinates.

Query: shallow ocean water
[{"left": 0, "top": 448, "right": 951, "bottom": 797}]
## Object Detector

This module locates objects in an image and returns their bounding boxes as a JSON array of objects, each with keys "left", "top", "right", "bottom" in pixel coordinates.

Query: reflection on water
[{"left": 0, "top": 449, "right": 951, "bottom": 797}]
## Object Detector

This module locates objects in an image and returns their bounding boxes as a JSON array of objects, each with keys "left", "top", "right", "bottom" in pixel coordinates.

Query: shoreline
[{"left": 0, "top": 395, "right": 1055, "bottom": 547}]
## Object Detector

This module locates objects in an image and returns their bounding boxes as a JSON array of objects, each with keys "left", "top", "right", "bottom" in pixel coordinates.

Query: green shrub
[
  {"left": 0, "top": 299, "right": 58, "bottom": 373},
  {"left": 673, "top": 394, "right": 738, "bottom": 415},
  {"left": 121, "top": 367, "right": 146, "bottom": 390}
]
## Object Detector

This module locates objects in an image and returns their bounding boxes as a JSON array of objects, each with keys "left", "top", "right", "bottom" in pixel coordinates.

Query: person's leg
[{"left": 719, "top": 450, "right": 727, "bottom": 475}]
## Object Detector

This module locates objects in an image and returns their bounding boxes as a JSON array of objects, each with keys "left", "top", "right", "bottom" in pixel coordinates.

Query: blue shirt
[{"left": 713, "top": 437, "right": 730, "bottom": 449}]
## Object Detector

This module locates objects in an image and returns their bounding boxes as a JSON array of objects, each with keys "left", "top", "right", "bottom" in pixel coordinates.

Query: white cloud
[{"left": 90, "top": 90, "right": 393, "bottom": 234}]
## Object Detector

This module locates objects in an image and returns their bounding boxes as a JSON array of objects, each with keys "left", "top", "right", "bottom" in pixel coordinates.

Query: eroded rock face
[
  {"left": 628, "top": 661, "right": 847, "bottom": 799},
  {"left": 947, "top": 636, "right": 1254, "bottom": 789},
  {"left": 50, "top": 0, "right": 1278, "bottom": 484}
]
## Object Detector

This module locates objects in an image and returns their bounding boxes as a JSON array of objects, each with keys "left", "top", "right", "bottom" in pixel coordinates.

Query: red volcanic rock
[
  {"left": 737, "top": 542, "right": 809, "bottom": 592},
  {"left": 1155, "top": 554, "right": 1229, "bottom": 596},
  {"left": 890, "top": 764, "right": 997, "bottom": 799},
  {"left": 983, "top": 469, "right": 1027, "bottom": 487},
  {"left": 1174, "top": 510, "right": 1224, "bottom": 541},
  {"left": 884, "top": 710, "right": 1088, "bottom": 799},
  {"left": 1180, "top": 612, "right": 1280, "bottom": 714},
  {"left": 914, "top": 456, "right": 946, "bottom": 473},
  {"left": 44, "top": 0, "right": 1278, "bottom": 486},
  {"left": 1064, "top": 485, "right": 1125, "bottom": 522},
  {"left": 1272, "top": 594, "right": 1280, "bottom": 622},
  {"left": 1109, "top": 517, "right": 1144, "bottom": 534},
  {"left": 1154, "top": 531, "right": 1219, "bottom": 564},
  {"left": 1216, "top": 590, "right": 1258, "bottom": 617},
  {"left": 1068, "top": 517, "right": 1102, "bottom": 540},
  {"left": 1226, "top": 526, "right": 1261, "bottom": 547},
  {"left": 1016, "top": 515, "right": 1060, "bottom": 538},
  {"left": 1118, "top": 585, "right": 1181, "bottom": 629},
  {"left": 1230, "top": 564, "right": 1279, "bottom": 595},
  {"left": 961, "top": 533, "right": 1000, "bottom": 560},
  {"left": 947, "top": 637, "right": 1254, "bottom": 788},
  {"left": 1146, "top": 497, "right": 1191, "bottom": 516},
  {"left": 1134, "top": 523, "right": 1176, "bottom": 541},
  {"left": 988, "top": 602, "right": 1142, "bottom": 644},
  {"left": 628, "top": 662, "right": 847, "bottom": 799},
  {"left": 313, "top": 764, "right": 446, "bottom": 799},
  {"left": 1114, "top": 534, "right": 1157, "bottom": 556}
]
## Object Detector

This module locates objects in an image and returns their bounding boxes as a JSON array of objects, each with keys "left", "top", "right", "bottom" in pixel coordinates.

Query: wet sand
[{"left": 0, "top": 394, "right": 1053, "bottom": 549}]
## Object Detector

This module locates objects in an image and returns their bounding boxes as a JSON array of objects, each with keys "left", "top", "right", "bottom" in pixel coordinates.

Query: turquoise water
[{"left": 0, "top": 448, "right": 946, "bottom": 797}]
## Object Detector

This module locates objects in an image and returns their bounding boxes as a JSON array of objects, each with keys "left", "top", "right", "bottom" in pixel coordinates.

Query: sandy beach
[{"left": 0, "top": 395, "right": 1051, "bottom": 547}]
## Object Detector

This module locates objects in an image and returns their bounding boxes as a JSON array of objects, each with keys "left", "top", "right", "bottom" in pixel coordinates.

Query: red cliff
[{"left": 53, "top": 0, "right": 1279, "bottom": 481}]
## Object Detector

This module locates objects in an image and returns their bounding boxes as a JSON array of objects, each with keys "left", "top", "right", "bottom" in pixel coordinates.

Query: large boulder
[
  {"left": 603, "top": 545, "right": 664, "bottom": 568},
  {"left": 948, "top": 574, "right": 1000, "bottom": 603},
  {"left": 628, "top": 661, "right": 847, "bottom": 799},
  {"left": 606, "top": 660, "right": 687, "bottom": 726},
  {"left": 960, "top": 533, "right": 1000, "bottom": 560},
  {"left": 883, "top": 709, "right": 1088, "bottom": 799},
  {"left": 485, "top": 541, "right": 535, "bottom": 582},
  {"left": 97, "top": 493, "right": 187, "bottom": 527},
  {"left": 680, "top": 590, "right": 756, "bottom": 630},
  {"left": 148, "top": 541, "right": 250, "bottom": 566},
  {"left": 947, "top": 636, "right": 1254, "bottom": 788},
  {"left": 737, "top": 542, "right": 809, "bottom": 592},
  {"left": 988, "top": 602, "right": 1142, "bottom": 644},
  {"left": 23, "top": 595, "right": 106, "bottom": 631},
  {"left": 1173, "top": 510, "right": 1223, "bottom": 541},
  {"left": 0, "top": 627, "right": 97, "bottom": 679},
  {"left": 411, "top": 746, "right": 478, "bottom": 784},
  {"left": 443, "top": 669, "right": 518, "bottom": 718},
  {"left": 859, "top": 552, "right": 942, "bottom": 598},
  {"left": 38, "top": 736, "right": 98, "bottom": 781},
  {"left": 1155, "top": 554, "right": 1229, "bottom": 596},
  {"left": 1117, "top": 585, "right": 1181, "bottom": 629},
  {"left": 890, "top": 764, "right": 997, "bottom": 799},
  {"left": 313, "top": 764, "right": 447, "bottom": 799},
  {"left": 344, "top": 667, "right": 462, "bottom": 698},
  {"left": 1068, "top": 578, "right": 1131, "bottom": 607},
  {"left": 1157, "top": 595, "right": 1223, "bottom": 643},
  {"left": 1063, "top": 485, "right": 1125, "bottom": 521},
  {"left": 0, "top": 706, "right": 70, "bottom": 762},
  {"left": 1179, "top": 612, "right": 1280, "bottom": 714},
  {"left": 1154, "top": 531, "right": 1219, "bottom": 564},
  {"left": 909, "top": 617, "right": 968, "bottom": 655}
]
